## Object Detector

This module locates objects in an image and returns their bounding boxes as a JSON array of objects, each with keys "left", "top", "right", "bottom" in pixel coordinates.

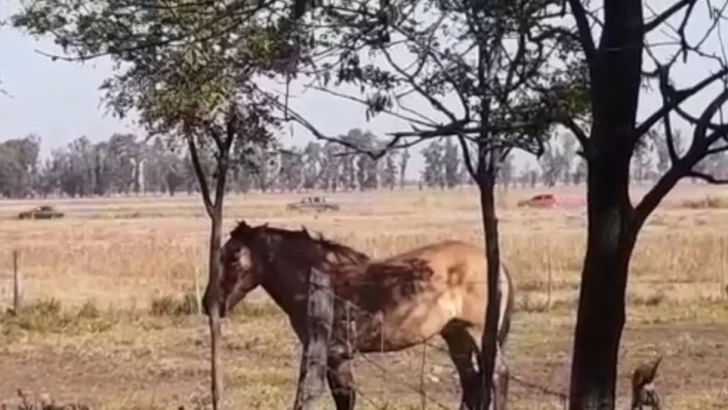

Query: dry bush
[
  {"left": 1, "top": 389, "right": 90, "bottom": 410},
  {"left": 0, "top": 298, "right": 116, "bottom": 338},
  {"left": 680, "top": 195, "right": 728, "bottom": 209}
]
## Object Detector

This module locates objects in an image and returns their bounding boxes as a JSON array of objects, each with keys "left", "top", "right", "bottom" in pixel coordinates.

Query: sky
[{"left": 2, "top": 1, "right": 727, "bottom": 180}]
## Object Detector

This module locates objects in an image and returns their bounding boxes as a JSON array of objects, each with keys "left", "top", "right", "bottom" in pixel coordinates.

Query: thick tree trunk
[
  {"left": 568, "top": 0, "right": 644, "bottom": 407},
  {"left": 477, "top": 174, "right": 502, "bottom": 410},
  {"left": 568, "top": 153, "right": 638, "bottom": 409}
]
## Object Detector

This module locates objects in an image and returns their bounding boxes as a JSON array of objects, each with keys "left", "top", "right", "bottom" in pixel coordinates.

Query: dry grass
[{"left": 0, "top": 182, "right": 727, "bottom": 409}]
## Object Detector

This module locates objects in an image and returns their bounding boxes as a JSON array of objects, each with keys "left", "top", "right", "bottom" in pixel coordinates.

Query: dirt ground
[
  {"left": 1, "top": 185, "right": 728, "bottom": 409},
  {"left": 1, "top": 300, "right": 727, "bottom": 409}
]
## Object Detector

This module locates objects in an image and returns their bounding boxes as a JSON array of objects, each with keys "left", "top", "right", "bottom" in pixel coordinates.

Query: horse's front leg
[{"left": 326, "top": 356, "right": 356, "bottom": 410}]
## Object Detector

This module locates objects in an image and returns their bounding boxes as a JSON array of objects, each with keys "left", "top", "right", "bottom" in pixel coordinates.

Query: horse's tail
[{"left": 497, "top": 262, "right": 515, "bottom": 348}]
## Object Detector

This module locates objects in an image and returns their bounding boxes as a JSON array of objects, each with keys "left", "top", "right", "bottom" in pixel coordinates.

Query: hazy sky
[{"left": 1, "top": 1, "right": 726, "bottom": 180}]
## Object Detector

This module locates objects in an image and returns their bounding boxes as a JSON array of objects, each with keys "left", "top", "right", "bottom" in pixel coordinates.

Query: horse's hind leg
[
  {"left": 441, "top": 322, "right": 481, "bottom": 410},
  {"left": 326, "top": 356, "right": 356, "bottom": 410},
  {"left": 465, "top": 327, "right": 510, "bottom": 410}
]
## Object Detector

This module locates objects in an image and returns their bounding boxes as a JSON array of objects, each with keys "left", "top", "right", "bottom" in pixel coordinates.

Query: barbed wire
[{"left": 302, "top": 278, "right": 572, "bottom": 409}]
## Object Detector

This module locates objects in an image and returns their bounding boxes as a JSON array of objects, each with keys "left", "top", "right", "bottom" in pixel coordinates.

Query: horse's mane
[{"left": 230, "top": 220, "right": 370, "bottom": 264}]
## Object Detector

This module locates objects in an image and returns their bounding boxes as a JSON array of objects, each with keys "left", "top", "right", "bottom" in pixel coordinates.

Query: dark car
[
  {"left": 286, "top": 196, "right": 340, "bottom": 212},
  {"left": 17, "top": 205, "right": 65, "bottom": 220}
]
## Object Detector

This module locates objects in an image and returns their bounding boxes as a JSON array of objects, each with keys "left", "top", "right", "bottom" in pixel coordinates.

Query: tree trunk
[
  {"left": 568, "top": 0, "right": 644, "bottom": 407},
  {"left": 207, "top": 209, "right": 224, "bottom": 409},
  {"left": 477, "top": 174, "right": 502, "bottom": 410},
  {"left": 568, "top": 153, "right": 638, "bottom": 409},
  {"left": 189, "top": 134, "right": 230, "bottom": 410}
]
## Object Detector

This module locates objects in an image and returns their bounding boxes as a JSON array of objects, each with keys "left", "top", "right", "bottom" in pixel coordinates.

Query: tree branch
[
  {"left": 687, "top": 169, "right": 728, "bottom": 183},
  {"left": 187, "top": 135, "right": 215, "bottom": 218},
  {"left": 560, "top": 116, "right": 590, "bottom": 155},
  {"left": 457, "top": 134, "right": 478, "bottom": 181},
  {"left": 644, "top": 0, "right": 697, "bottom": 33},
  {"left": 634, "top": 65, "right": 728, "bottom": 141},
  {"left": 567, "top": 0, "right": 596, "bottom": 68},
  {"left": 634, "top": 88, "right": 728, "bottom": 226}
]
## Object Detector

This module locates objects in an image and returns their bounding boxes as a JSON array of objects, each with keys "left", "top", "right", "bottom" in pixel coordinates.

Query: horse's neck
[{"left": 259, "top": 264, "right": 307, "bottom": 318}]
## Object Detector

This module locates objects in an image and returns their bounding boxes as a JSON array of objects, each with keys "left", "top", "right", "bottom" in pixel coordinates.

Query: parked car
[
  {"left": 17, "top": 205, "right": 65, "bottom": 220},
  {"left": 516, "top": 194, "right": 558, "bottom": 208},
  {"left": 286, "top": 196, "right": 340, "bottom": 212}
]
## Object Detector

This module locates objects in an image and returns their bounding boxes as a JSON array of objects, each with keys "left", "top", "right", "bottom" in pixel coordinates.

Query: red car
[{"left": 517, "top": 194, "right": 558, "bottom": 208}]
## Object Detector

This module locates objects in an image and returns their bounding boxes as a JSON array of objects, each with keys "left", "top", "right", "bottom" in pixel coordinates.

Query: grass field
[{"left": 1, "top": 183, "right": 728, "bottom": 409}]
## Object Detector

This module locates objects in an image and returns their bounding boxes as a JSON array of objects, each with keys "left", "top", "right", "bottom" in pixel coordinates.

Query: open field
[{"left": 1, "top": 183, "right": 728, "bottom": 409}]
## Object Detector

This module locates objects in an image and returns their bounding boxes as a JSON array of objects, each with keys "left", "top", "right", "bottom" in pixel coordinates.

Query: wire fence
[
  {"left": 1, "top": 249, "right": 667, "bottom": 410},
  {"left": 293, "top": 267, "right": 573, "bottom": 410}
]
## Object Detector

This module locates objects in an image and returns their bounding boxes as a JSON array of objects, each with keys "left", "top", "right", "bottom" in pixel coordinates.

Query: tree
[
  {"left": 0, "top": 135, "right": 41, "bottom": 198},
  {"left": 563, "top": 0, "right": 728, "bottom": 408},
  {"left": 11, "top": 3, "right": 299, "bottom": 409},
  {"left": 268, "top": 0, "right": 588, "bottom": 408},
  {"left": 421, "top": 140, "right": 446, "bottom": 189}
]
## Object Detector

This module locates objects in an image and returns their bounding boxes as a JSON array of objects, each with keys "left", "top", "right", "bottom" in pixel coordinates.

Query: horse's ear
[
  {"left": 301, "top": 225, "right": 310, "bottom": 237},
  {"left": 231, "top": 220, "right": 251, "bottom": 237}
]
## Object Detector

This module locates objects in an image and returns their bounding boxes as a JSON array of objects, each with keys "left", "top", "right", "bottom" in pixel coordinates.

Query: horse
[{"left": 202, "top": 220, "right": 516, "bottom": 410}]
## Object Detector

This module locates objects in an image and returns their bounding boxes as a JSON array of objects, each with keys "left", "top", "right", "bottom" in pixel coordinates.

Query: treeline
[
  {"left": 3, "top": 127, "right": 727, "bottom": 199},
  {"left": 0, "top": 128, "right": 416, "bottom": 198}
]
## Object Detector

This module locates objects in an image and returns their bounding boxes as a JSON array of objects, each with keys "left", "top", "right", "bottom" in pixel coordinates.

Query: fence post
[
  {"left": 720, "top": 236, "right": 727, "bottom": 299},
  {"left": 492, "top": 347, "right": 509, "bottom": 410},
  {"left": 12, "top": 250, "right": 23, "bottom": 314},
  {"left": 193, "top": 267, "right": 202, "bottom": 315},
  {"left": 293, "top": 266, "right": 334, "bottom": 410}
]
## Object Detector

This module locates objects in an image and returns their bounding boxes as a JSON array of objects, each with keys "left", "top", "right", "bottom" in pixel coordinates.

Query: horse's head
[
  {"left": 202, "top": 220, "right": 325, "bottom": 318},
  {"left": 202, "top": 220, "right": 272, "bottom": 318}
]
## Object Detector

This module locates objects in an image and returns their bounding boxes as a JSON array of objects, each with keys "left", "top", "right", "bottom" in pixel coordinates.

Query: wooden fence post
[
  {"left": 12, "top": 250, "right": 23, "bottom": 314},
  {"left": 293, "top": 266, "right": 334, "bottom": 410},
  {"left": 492, "top": 348, "right": 509, "bottom": 410},
  {"left": 193, "top": 267, "right": 202, "bottom": 316}
]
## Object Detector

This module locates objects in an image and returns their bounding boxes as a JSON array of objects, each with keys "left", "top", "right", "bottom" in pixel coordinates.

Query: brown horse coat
[{"left": 203, "top": 221, "right": 515, "bottom": 410}]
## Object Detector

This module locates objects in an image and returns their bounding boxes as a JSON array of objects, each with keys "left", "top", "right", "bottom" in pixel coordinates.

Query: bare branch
[
  {"left": 560, "top": 116, "right": 590, "bottom": 155},
  {"left": 254, "top": 85, "right": 421, "bottom": 159},
  {"left": 634, "top": 89, "right": 728, "bottom": 225},
  {"left": 567, "top": 0, "right": 597, "bottom": 68},
  {"left": 663, "top": 112, "right": 680, "bottom": 164},
  {"left": 303, "top": 85, "right": 436, "bottom": 128},
  {"left": 687, "top": 169, "right": 728, "bottom": 183},
  {"left": 644, "top": 0, "right": 697, "bottom": 33},
  {"left": 634, "top": 66, "right": 728, "bottom": 140},
  {"left": 457, "top": 134, "right": 478, "bottom": 180}
]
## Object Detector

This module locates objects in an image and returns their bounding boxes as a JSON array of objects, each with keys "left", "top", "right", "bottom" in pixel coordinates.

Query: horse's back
[
  {"left": 350, "top": 239, "right": 491, "bottom": 352},
  {"left": 375, "top": 239, "right": 483, "bottom": 265}
]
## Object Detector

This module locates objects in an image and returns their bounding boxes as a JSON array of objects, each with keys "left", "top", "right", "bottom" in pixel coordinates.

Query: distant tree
[
  {"left": 0, "top": 135, "right": 41, "bottom": 198},
  {"left": 398, "top": 148, "right": 411, "bottom": 189},
  {"left": 539, "top": 134, "right": 576, "bottom": 187},
  {"left": 498, "top": 153, "right": 515, "bottom": 191},
  {"left": 421, "top": 140, "right": 445, "bottom": 189},
  {"left": 380, "top": 150, "right": 398, "bottom": 190},
  {"left": 443, "top": 138, "right": 461, "bottom": 189}
]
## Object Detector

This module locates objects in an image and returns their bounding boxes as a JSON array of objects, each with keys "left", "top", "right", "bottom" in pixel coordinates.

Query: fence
[
  {"left": 292, "top": 265, "right": 572, "bottom": 410},
  {"left": 293, "top": 265, "right": 668, "bottom": 410},
  {"left": 0, "top": 249, "right": 678, "bottom": 409},
  {"left": 4, "top": 249, "right": 24, "bottom": 314}
]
